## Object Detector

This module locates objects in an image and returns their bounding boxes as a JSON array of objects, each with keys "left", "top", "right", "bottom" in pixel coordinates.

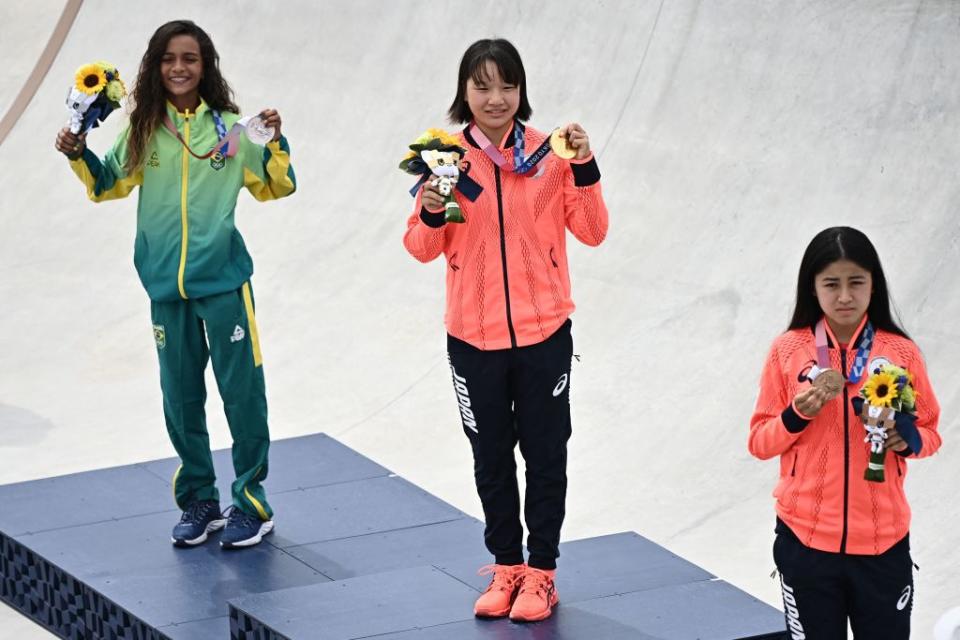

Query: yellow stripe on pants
[
  {"left": 241, "top": 282, "right": 263, "bottom": 367},
  {"left": 244, "top": 465, "right": 270, "bottom": 520},
  {"left": 171, "top": 464, "right": 183, "bottom": 502}
]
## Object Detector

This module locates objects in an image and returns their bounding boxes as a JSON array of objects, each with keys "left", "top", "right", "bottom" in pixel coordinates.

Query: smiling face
[
  {"left": 814, "top": 259, "right": 873, "bottom": 340},
  {"left": 465, "top": 61, "right": 520, "bottom": 142},
  {"left": 161, "top": 34, "right": 202, "bottom": 111}
]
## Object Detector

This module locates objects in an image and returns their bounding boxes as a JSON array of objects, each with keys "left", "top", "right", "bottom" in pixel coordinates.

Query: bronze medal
[
  {"left": 813, "top": 368, "right": 844, "bottom": 399},
  {"left": 549, "top": 128, "right": 576, "bottom": 160}
]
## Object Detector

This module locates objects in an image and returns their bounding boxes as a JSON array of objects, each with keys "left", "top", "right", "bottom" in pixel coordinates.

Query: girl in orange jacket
[
  {"left": 749, "top": 226, "right": 940, "bottom": 639},
  {"left": 403, "top": 39, "right": 608, "bottom": 623}
]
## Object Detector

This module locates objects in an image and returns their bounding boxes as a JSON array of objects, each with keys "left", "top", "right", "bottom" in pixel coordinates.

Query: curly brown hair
[{"left": 125, "top": 20, "right": 239, "bottom": 173}]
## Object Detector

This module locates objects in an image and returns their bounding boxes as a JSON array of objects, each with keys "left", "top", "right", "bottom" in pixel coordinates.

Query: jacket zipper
[
  {"left": 790, "top": 450, "right": 798, "bottom": 476},
  {"left": 177, "top": 111, "right": 192, "bottom": 300},
  {"left": 840, "top": 348, "right": 849, "bottom": 554},
  {"left": 495, "top": 166, "right": 517, "bottom": 348}
]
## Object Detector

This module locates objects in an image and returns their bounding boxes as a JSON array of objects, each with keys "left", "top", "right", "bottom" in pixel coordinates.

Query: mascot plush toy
[{"left": 400, "top": 128, "right": 472, "bottom": 223}]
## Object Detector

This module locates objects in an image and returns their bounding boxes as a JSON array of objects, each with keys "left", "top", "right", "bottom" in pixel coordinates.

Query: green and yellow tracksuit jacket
[{"left": 70, "top": 100, "right": 296, "bottom": 302}]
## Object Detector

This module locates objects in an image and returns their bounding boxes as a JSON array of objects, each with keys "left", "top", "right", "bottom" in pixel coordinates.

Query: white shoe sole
[
  {"left": 220, "top": 520, "right": 275, "bottom": 549},
  {"left": 171, "top": 517, "right": 227, "bottom": 547}
]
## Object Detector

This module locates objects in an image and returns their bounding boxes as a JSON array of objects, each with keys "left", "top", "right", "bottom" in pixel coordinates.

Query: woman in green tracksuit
[{"left": 55, "top": 20, "right": 296, "bottom": 549}]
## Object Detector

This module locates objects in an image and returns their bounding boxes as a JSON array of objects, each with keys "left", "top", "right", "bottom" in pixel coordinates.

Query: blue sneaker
[
  {"left": 220, "top": 506, "right": 274, "bottom": 549},
  {"left": 171, "top": 500, "right": 225, "bottom": 547}
]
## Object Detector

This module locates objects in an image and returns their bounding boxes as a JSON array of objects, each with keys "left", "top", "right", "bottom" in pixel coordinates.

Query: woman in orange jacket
[
  {"left": 749, "top": 227, "right": 940, "bottom": 639},
  {"left": 403, "top": 39, "right": 608, "bottom": 623}
]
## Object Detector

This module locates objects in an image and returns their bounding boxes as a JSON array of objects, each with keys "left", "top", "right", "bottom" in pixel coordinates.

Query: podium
[{"left": 0, "top": 434, "right": 787, "bottom": 639}]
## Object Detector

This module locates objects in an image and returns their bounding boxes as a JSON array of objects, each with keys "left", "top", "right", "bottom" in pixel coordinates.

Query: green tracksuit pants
[{"left": 151, "top": 281, "right": 273, "bottom": 520}]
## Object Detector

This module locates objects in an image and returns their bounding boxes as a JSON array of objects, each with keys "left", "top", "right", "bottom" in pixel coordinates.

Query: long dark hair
[
  {"left": 126, "top": 20, "right": 239, "bottom": 172},
  {"left": 448, "top": 38, "right": 532, "bottom": 124},
  {"left": 788, "top": 226, "right": 908, "bottom": 338}
]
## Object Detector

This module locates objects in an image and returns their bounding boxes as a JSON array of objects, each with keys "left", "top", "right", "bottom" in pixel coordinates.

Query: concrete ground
[{"left": 1, "top": 1, "right": 957, "bottom": 638}]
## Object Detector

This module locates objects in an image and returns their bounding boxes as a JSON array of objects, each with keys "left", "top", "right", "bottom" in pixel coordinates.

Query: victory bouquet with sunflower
[
  {"left": 400, "top": 128, "right": 477, "bottom": 223},
  {"left": 66, "top": 61, "right": 126, "bottom": 135},
  {"left": 855, "top": 364, "right": 917, "bottom": 482}
]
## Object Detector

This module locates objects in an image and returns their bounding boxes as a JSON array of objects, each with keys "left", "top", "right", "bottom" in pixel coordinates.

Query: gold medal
[
  {"left": 549, "top": 128, "right": 576, "bottom": 160},
  {"left": 812, "top": 368, "right": 844, "bottom": 399}
]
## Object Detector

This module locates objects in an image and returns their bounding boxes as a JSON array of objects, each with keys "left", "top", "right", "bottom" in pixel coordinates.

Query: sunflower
[
  {"left": 862, "top": 371, "right": 899, "bottom": 408},
  {"left": 75, "top": 63, "right": 107, "bottom": 95}
]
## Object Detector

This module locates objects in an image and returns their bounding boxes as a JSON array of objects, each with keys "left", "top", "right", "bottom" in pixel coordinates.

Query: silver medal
[{"left": 239, "top": 114, "right": 275, "bottom": 145}]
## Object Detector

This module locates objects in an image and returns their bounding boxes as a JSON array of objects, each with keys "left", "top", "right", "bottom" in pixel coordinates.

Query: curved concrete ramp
[
  {"left": 1, "top": 1, "right": 958, "bottom": 637},
  {"left": 0, "top": 0, "right": 83, "bottom": 144}
]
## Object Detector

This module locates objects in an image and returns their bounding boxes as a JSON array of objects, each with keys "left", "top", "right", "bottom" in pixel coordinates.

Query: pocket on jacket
[
  {"left": 229, "top": 229, "right": 253, "bottom": 275},
  {"left": 133, "top": 232, "right": 150, "bottom": 279},
  {"left": 773, "top": 451, "right": 799, "bottom": 512}
]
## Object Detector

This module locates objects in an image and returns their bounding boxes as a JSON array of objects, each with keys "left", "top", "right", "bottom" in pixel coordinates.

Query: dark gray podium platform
[{"left": 0, "top": 434, "right": 787, "bottom": 639}]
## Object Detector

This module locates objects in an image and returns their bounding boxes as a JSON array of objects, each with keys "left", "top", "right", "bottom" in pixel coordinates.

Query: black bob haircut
[
  {"left": 448, "top": 39, "right": 532, "bottom": 124},
  {"left": 787, "top": 226, "right": 909, "bottom": 339}
]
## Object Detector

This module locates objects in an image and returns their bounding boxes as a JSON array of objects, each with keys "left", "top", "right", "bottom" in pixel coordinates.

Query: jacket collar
[
  {"left": 166, "top": 98, "right": 209, "bottom": 120},
  {"left": 463, "top": 119, "right": 521, "bottom": 150},
  {"left": 820, "top": 313, "right": 870, "bottom": 349}
]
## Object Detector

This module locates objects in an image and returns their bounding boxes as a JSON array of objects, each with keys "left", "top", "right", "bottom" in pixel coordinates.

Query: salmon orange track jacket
[
  {"left": 749, "top": 316, "right": 941, "bottom": 555},
  {"left": 403, "top": 123, "right": 608, "bottom": 350}
]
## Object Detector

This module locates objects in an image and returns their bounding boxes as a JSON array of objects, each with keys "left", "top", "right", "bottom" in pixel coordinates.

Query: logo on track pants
[
  {"left": 781, "top": 580, "right": 806, "bottom": 639},
  {"left": 450, "top": 366, "right": 477, "bottom": 433},
  {"left": 153, "top": 324, "right": 166, "bottom": 350}
]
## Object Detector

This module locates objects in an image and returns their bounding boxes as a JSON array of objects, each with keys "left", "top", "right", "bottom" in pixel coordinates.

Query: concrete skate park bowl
[{"left": 1, "top": 0, "right": 957, "bottom": 638}]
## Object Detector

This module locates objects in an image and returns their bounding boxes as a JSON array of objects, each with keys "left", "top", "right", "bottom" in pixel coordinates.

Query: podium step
[
  {"left": 0, "top": 434, "right": 787, "bottom": 639},
  {"left": 229, "top": 533, "right": 786, "bottom": 639}
]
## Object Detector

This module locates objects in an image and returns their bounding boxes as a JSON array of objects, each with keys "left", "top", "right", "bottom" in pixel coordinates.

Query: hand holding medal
[
  {"left": 551, "top": 123, "right": 591, "bottom": 161},
  {"left": 245, "top": 109, "right": 282, "bottom": 144},
  {"left": 808, "top": 366, "right": 844, "bottom": 400},
  {"left": 793, "top": 385, "right": 831, "bottom": 417}
]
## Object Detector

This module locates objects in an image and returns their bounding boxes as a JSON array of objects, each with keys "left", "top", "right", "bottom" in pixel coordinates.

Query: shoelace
[
  {"left": 223, "top": 505, "right": 260, "bottom": 529},
  {"left": 518, "top": 568, "right": 553, "bottom": 597},
  {"left": 178, "top": 501, "right": 217, "bottom": 525},
  {"left": 478, "top": 564, "right": 525, "bottom": 593}
]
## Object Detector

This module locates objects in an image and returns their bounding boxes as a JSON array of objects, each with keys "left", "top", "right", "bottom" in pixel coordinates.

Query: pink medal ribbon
[
  {"left": 469, "top": 122, "right": 553, "bottom": 177},
  {"left": 162, "top": 112, "right": 242, "bottom": 160},
  {"left": 815, "top": 320, "right": 831, "bottom": 370},
  {"left": 468, "top": 124, "right": 509, "bottom": 168},
  {"left": 813, "top": 318, "right": 875, "bottom": 384}
]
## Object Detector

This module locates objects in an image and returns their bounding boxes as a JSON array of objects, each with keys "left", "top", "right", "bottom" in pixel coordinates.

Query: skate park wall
[{"left": 0, "top": 1, "right": 957, "bottom": 638}]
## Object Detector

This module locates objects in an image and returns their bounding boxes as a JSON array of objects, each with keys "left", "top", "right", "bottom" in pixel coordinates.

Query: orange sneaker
[
  {"left": 473, "top": 563, "right": 526, "bottom": 618},
  {"left": 509, "top": 566, "right": 559, "bottom": 622}
]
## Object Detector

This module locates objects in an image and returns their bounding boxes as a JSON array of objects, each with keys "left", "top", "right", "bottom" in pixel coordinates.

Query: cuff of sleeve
[
  {"left": 68, "top": 147, "right": 94, "bottom": 164},
  {"left": 420, "top": 207, "right": 446, "bottom": 228},
  {"left": 267, "top": 136, "right": 290, "bottom": 153},
  {"left": 782, "top": 403, "right": 812, "bottom": 434},
  {"left": 895, "top": 446, "right": 913, "bottom": 457},
  {"left": 893, "top": 413, "right": 923, "bottom": 455},
  {"left": 570, "top": 156, "right": 600, "bottom": 187}
]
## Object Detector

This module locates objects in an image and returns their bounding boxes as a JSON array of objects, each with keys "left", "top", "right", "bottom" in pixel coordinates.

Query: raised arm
[{"left": 58, "top": 126, "right": 142, "bottom": 202}]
